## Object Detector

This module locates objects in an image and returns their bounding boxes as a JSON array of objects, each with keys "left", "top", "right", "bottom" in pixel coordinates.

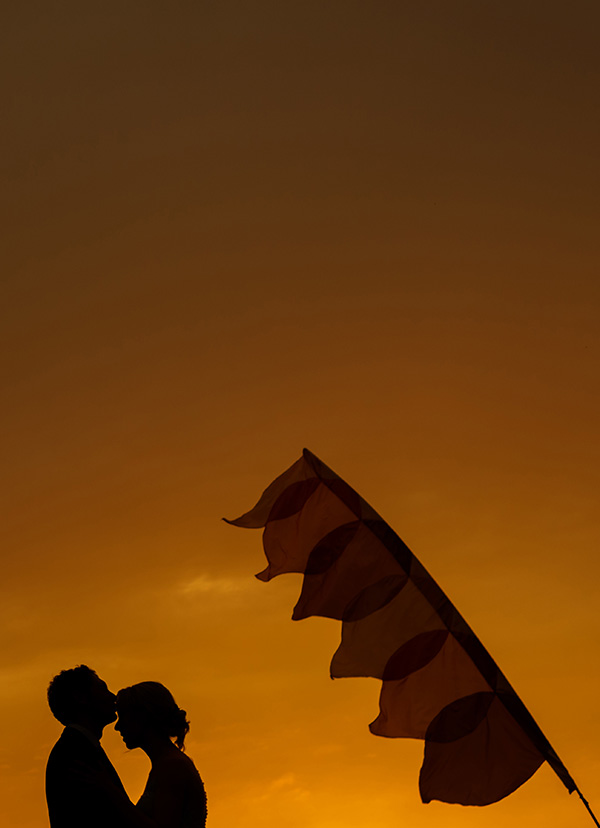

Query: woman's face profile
[{"left": 115, "top": 703, "right": 146, "bottom": 749}]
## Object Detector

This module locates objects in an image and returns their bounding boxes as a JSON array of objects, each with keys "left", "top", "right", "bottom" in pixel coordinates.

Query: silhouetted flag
[{"left": 226, "top": 449, "right": 576, "bottom": 806}]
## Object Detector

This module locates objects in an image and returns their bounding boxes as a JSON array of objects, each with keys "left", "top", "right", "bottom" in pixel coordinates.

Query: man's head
[{"left": 47, "top": 665, "right": 117, "bottom": 731}]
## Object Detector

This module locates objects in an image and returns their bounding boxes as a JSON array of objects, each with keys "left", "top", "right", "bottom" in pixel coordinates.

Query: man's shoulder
[
  {"left": 47, "top": 727, "right": 99, "bottom": 771},
  {"left": 49, "top": 726, "right": 89, "bottom": 752},
  {"left": 45, "top": 728, "right": 131, "bottom": 828}
]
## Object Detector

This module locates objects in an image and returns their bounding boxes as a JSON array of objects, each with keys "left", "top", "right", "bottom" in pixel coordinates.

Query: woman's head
[{"left": 115, "top": 682, "right": 189, "bottom": 750}]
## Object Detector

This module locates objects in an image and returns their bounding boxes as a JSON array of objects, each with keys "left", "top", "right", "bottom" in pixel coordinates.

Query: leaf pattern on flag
[{"left": 226, "top": 449, "right": 574, "bottom": 806}]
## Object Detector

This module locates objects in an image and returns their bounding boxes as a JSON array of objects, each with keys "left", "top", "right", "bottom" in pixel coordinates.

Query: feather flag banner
[{"left": 226, "top": 449, "right": 597, "bottom": 820}]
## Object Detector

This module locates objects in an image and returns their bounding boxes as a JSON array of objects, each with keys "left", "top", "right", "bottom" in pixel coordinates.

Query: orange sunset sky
[{"left": 2, "top": 2, "right": 599, "bottom": 827}]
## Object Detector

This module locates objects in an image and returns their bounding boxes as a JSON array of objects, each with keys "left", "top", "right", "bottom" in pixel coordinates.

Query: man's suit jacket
[{"left": 46, "top": 726, "right": 131, "bottom": 828}]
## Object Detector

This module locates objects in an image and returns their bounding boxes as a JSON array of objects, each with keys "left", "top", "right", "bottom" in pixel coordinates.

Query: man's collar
[{"left": 65, "top": 723, "right": 101, "bottom": 745}]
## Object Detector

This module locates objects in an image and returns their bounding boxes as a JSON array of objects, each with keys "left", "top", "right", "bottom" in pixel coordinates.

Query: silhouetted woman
[{"left": 115, "top": 682, "right": 207, "bottom": 828}]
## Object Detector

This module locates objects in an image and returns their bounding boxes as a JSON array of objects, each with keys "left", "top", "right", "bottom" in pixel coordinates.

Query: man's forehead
[{"left": 90, "top": 674, "right": 109, "bottom": 690}]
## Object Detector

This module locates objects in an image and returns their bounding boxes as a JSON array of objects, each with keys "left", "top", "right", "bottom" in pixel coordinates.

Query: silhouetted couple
[{"left": 45, "top": 665, "right": 207, "bottom": 828}]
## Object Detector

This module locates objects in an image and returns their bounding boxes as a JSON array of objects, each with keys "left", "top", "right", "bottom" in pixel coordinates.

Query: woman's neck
[{"left": 142, "top": 733, "right": 178, "bottom": 764}]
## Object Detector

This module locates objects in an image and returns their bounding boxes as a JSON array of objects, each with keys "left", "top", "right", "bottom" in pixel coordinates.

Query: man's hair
[{"left": 47, "top": 665, "right": 98, "bottom": 725}]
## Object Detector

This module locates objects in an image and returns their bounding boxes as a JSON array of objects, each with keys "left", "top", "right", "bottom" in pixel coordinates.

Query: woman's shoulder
[{"left": 159, "top": 749, "right": 204, "bottom": 784}]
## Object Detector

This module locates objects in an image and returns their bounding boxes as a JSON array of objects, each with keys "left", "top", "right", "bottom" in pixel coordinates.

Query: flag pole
[{"left": 576, "top": 788, "right": 600, "bottom": 827}]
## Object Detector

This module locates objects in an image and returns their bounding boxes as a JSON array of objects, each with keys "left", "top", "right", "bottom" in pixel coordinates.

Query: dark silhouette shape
[
  {"left": 45, "top": 665, "right": 136, "bottom": 828},
  {"left": 115, "top": 682, "right": 207, "bottom": 828},
  {"left": 225, "top": 449, "right": 565, "bottom": 805}
]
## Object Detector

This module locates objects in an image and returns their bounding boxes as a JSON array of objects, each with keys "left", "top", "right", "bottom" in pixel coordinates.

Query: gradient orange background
[{"left": 2, "top": 2, "right": 599, "bottom": 826}]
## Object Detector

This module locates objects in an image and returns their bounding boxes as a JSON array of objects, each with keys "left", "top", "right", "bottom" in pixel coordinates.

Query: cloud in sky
[{"left": 178, "top": 574, "right": 250, "bottom": 597}]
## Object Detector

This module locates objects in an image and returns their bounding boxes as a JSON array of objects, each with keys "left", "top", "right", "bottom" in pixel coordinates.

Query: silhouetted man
[{"left": 45, "top": 664, "right": 134, "bottom": 828}]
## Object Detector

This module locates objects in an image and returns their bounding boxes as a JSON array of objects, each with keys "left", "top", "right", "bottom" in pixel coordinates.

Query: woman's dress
[{"left": 137, "top": 755, "right": 207, "bottom": 828}]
